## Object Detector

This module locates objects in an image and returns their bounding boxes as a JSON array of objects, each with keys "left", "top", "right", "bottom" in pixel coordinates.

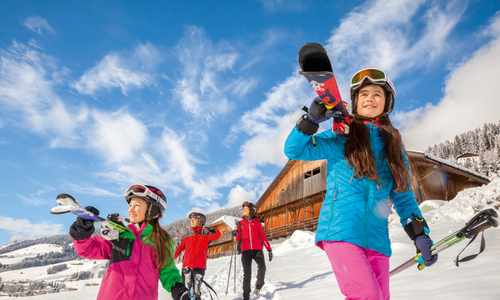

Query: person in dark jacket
[
  {"left": 285, "top": 68, "right": 437, "bottom": 299},
  {"left": 232, "top": 201, "right": 272, "bottom": 300},
  {"left": 174, "top": 212, "right": 220, "bottom": 300}
]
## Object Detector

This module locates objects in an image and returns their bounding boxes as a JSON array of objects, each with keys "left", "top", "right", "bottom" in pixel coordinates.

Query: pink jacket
[
  {"left": 235, "top": 217, "right": 272, "bottom": 252},
  {"left": 73, "top": 223, "right": 181, "bottom": 300}
]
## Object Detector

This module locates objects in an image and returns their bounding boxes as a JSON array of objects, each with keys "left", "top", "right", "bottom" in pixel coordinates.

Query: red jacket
[
  {"left": 235, "top": 217, "right": 271, "bottom": 252},
  {"left": 174, "top": 226, "right": 221, "bottom": 269}
]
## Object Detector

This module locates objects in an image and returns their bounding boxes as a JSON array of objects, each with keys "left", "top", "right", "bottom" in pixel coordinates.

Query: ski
[
  {"left": 298, "top": 42, "right": 350, "bottom": 134},
  {"left": 390, "top": 208, "right": 498, "bottom": 277},
  {"left": 50, "top": 193, "right": 129, "bottom": 232}
]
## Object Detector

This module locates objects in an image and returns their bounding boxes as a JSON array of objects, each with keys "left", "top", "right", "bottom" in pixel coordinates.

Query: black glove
[
  {"left": 171, "top": 281, "right": 190, "bottom": 300},
  {"left": 307, "top": 97, "right": 335, "bottom": 124},
  {"left": 296, "top": 114, "right": 319, "bottom": 135},
  {"left": 101, "top": 213, "right": 125, "bottom": 241},
  {"left": 69, "top": 206, "right": 99, "bottom": 240},
  {"left": 232, "top": 229, "right": 239, "bottom": 237},
  {"left": 206, "top": 226, "right": 216, "bottom": 234},
  {"left": 268, "top": 250, "right": 273, "bottom": 262}
]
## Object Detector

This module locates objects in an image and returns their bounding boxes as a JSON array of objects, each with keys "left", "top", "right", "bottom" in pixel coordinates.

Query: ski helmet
[
  {"left": 124, "top": 184, "right": 167, "bottom": 221},
  {"left": 350, "top": 68, "right": 396, "bottom": 117},
  {"left": 189, "top": 212, "right": 206, "bottom": 227},
  {"left": 242, "top": 201, "right": 257, "bottom": 215}
]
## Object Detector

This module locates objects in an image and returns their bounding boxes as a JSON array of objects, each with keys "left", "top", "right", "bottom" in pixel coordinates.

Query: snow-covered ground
[
  {"left": 0, "top": 244, "right": 63, "bottom": 265},
  {"left": 1, "top": 178, "right": 500, "bottom": 299}
]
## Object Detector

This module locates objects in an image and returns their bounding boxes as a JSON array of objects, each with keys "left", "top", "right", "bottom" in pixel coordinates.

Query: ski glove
[
  {"left": 171, "top": 281, "right": 190, "bottom": 300},
  {"left": 101, "top": 213, "right": 125, "bottom": 241},
  {"left": 296, "top": 115, "right": 319, "bottom": 135},
  {"left": 268, "top": 250, "right": 273, "bottom": 262},
  {"left": 232, "top": 229, "right": 239, "bottom": 237},
  {"left": 206, "top": 226, "right": 217, "bottom": 235},
  {"left": 307, "top": 97, "right": 335, "bottom": 124},
  {"left": 404, "top": 214, "right": 438, "bottom": 270},
  {"left": 414, "top": 235, "right": 438, "bottom": 269},
  {"left": 69, "top": 206, "right": 99, "bottom": 240}
]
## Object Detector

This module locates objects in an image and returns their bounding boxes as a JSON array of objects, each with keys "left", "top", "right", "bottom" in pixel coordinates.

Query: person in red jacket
[
  {"left": 233, "top": 201, "right": 272, "bottom": 300},
  {"left": 174, "top": 212, "right": 221, "bottom": 300}
]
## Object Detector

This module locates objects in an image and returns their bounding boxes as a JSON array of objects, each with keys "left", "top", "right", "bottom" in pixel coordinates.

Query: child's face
[
  {"left": 242, "top": 207, "right": 251, "bottom": 217},
  {"left": 128, "top": 197, "right": 148, "bottom": 223},
  {"left": 355, "top": 84, "right": 386, "bottom": 118},
  {"left": 190, "top": 217, "right": 199, "bottom": 228}
]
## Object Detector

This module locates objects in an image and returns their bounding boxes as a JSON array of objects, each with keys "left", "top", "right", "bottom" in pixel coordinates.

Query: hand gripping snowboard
[
  {"left": 50, "top": 193, "right": 128, "bottom": 232},
  {"left": 298, "top": 42, "right": 351, "bottom": 134}
]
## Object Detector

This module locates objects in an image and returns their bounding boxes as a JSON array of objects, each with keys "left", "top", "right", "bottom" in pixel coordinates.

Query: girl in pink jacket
[
  {"left": 233, "top": 201, "right": 272, "bottom": 300},
  {"left": 69, "top": 184, "right": 190, "bottom": 300}
]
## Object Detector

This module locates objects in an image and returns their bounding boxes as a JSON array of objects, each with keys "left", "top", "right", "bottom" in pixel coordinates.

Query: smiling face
[
  {"left": 128, "top": 197, "right": 148, "bottom": 224},
  {"left": 190, "top": 217, "right": 199, "bottom": 228},
  {"left": 242, "top": 206, "right": 251, "bottom": 218},
  {"left": 355, "top": 84, "right": 386, "bottom": 118}
]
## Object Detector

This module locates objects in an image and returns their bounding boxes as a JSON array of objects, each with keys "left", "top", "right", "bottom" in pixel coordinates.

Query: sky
[{"left": 1, "top": 0, "right": 500, "bottom": 245}]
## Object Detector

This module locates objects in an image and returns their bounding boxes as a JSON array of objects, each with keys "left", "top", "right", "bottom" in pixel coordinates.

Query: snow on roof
[
  {"left": 210, "top": 215, "right": 240, "bottom": 230},
  {"left": 407, "top": 150, "right": 489, "bottom": 181}
]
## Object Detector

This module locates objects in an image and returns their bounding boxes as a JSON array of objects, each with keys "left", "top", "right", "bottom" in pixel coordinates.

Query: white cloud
[
  {"left": 21, "top": 16, "right": 56, "bottom": 36},
  {"left": 259, "top": 0, "right": 303, "bottom": 12},
  {"left": 326, "top": 0, "right": 467, "bottom": 88},
  {"left": 72, "top": 43, "right": 160, "bottom": 96},
  {"left": 173, "top": 26, "right": 235, "bottom": 123},
  {"left": 85, "top": 109, "right": 149, "bottom": 163},
  {"left": 226, "top": 185, "right": 256, "bottom": 208},
  {"left": 397, "top": 13, "right": 500, "bottom": 150},
  {"left": 0, "top": 41, "right": 89, "bottom": 147},
  {"left": 0, "top": 216, "right": 64, "bottom": 242}
]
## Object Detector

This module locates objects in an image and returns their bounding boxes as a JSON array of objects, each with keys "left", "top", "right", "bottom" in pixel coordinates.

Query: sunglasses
[
  {"left": 124, "top": 185, "right": 162, "bottom": 202},
  {"left": 351, "top": 68, "right": 387, "bottom": 87}
]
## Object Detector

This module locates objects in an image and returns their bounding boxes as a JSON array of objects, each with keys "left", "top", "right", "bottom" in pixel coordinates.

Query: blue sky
[{"left": 1, "top": 0, "right": 500, "bottom": 245}]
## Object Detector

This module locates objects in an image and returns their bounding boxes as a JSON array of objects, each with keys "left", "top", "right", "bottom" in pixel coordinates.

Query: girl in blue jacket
[{"left": 285, "top": 68, "right": 437, "bottom": 299}]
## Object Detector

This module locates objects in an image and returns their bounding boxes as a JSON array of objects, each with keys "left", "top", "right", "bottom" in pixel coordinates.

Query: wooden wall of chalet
[
  {"left": 207, "top": 222, "right": 236, "bottom": 259},
  {"left": 257, "top": 160, "right": 327, "bottom": 238}
]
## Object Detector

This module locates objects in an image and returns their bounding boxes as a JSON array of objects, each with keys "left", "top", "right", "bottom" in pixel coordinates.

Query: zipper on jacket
[
  {"left": 329, "top": 188, "right": 337, "bottom": 220},
  {"left": 248, "top": 219, "right": 252, "bottom": 248},
  {"left": 363, "top": 181, "right": 371, "bottom": 248}
]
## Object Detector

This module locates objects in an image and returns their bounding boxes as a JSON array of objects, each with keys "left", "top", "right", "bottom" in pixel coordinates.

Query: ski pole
[
  {"left": 233, "top": 239, "right": 237, "bottom": 292},
  {"left": 225, "top": 237, "right": 236, "bottom": 295},
  {"left": 390, "top": 209, "right": 498, "bottom": 277}
]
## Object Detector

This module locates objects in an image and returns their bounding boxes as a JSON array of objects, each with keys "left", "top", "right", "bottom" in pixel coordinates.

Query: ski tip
[
  {"left": 298, "top": 42, "right": 332, "bottom": 73},
  {"left": 50, "top": 205, "right": 71, "bottom": 214},
  {"left": 56, "top": 193, "right": 75, "bottom": 200}
]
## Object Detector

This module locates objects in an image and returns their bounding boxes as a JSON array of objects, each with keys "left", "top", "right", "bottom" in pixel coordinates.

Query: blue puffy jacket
[{"left": 284, "top": 122, "right": 423, "bottom": 257}]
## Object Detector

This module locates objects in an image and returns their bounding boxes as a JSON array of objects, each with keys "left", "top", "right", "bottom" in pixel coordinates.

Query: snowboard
[
  {"left": 298, "top": 42, "right": 351, "bottom": 134},
  {"left": 50, "top": 193, "right": 129, "bottom": 232}
]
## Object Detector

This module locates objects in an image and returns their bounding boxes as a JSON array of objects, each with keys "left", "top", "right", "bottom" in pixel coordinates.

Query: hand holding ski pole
[{"left": 414, "top": 235, "right": 438, "bottom": 269}]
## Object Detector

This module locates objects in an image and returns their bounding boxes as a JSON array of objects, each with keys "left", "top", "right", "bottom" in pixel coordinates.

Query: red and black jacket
[
  {"left": 235, "top": 217, "right": 271, "bottom": 252},
  {"left": 174, "top": 226, "right": 221, "bottom": 269}
]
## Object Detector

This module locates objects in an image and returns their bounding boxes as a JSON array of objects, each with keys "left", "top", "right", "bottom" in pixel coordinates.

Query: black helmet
[
  {"left": 242, "top": 201, "right": 257, "bottom": 215},
  {"left": 124, "top": 184, "right": 167, "bottom": 221},
  {"left": 350, "top": 68, "right": 396, "bottom": 118},
  {"left": 189, "top": 212, "right": 207, "bottom": 227}
]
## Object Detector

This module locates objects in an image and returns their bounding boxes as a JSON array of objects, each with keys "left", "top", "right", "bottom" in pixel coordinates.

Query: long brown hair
[
  {"left": 146, "top": 218, "right": 174, "bottom": 270},
  {"left": 345, "top": 97, "right": 411, "bottom": 192}
]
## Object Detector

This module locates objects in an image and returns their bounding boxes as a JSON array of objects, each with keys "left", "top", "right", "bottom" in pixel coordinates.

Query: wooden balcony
[{"left": 264, "top": 217, "right": 319, "bottom": 240}]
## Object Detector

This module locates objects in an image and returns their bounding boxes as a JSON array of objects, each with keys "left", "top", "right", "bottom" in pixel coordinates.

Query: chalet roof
[
  {"left": 255, "top": 150, "right": 489, "bottom": 210},
  {"left": 456, "top": 152, "right": 480, "bottom": 159},
  {"left": 407, "top": 150, "right": 489, "bottom": 182},
  {"left": 210, "top": 215, "right": 240, "bottom": 230}
]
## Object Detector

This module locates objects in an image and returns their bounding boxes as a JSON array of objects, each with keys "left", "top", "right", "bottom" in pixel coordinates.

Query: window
[
  {"left": 304, "top": 171, "right": 312, "bottom": 179},
  {"left": 312, "top": 168, "right": 321, "bottom": 176},
  {"left": 304, "top": 168, "right": 320, "bottom": 179}
]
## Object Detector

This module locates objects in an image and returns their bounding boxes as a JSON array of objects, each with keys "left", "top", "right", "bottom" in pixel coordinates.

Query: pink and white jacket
[{"left": 73, "top": 223, "right": 182, "bottom": 300}]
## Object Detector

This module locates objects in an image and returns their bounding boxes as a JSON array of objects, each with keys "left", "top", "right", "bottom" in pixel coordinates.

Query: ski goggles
[
  {"left": 189, "top": 212, "right": 203, "bottom": 219},
  {"left": 242, "top": 201, "right": 251, "bottom": 207},
  {"left": 351, "top": 68, "right": 387, "bottom": 88},
  {"left": 124, "top": 184, "right": 163, "bottom": 203}
]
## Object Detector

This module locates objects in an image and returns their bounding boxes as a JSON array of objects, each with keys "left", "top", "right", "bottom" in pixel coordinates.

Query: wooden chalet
[
  {"left": 255, "top": 150, "right": 490, "bottom": 240},
  {"left": 207, "top": 215, "right": 240, "bottom": 259}
]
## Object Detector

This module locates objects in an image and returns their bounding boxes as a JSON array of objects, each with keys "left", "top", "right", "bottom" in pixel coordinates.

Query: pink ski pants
[{"left": 323, "top": 241, "right": 390, "bottom": 300}]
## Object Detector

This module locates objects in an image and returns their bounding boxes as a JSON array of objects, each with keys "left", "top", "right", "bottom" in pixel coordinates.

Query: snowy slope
[
  {"left": 1, "top": 178, "right": 499, "bottom": 299},
  {"left": 0, "top": 244, "right": 63, "bottom": 265}
]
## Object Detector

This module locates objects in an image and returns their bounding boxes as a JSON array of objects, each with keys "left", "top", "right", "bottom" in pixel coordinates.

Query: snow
[
  {"left": 0, "top": 244, "right": 63, "bottom": 265},
  {"left": 2, "top": 178, "right": 500, "bottom": 299}
]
